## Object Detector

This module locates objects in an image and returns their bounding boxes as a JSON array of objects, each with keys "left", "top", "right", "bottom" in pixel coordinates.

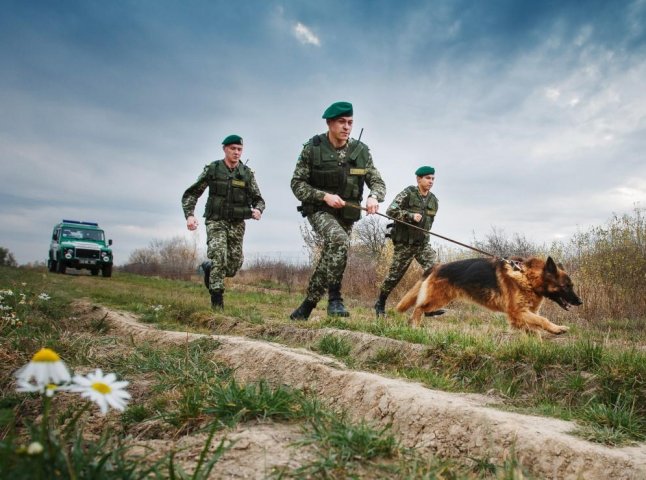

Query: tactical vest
[
  {"left": 299, "top": 134, "right": 369, "bottom": 222},
  {"left": 203, "top": 160, "right": 253, "bottom": 221},
  {"left": 390, "top": 186, "right": 438, "bottom": 245}
]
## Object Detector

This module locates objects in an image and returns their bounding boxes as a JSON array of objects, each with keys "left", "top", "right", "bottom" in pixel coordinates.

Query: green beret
[
  {"left": 322, "top": 101, "right": 353, "bottom": 119},
  {"left": 415, "top": 166, "right": 435, "bottom": 176},
  {"left": 222, "top": 134, "right": 243, "bottom": 146}
]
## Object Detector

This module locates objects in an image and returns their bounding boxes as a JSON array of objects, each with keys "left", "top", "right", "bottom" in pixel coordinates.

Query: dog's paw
[{"left": 552, "top": 325, "right": 569, "bottom": 335}]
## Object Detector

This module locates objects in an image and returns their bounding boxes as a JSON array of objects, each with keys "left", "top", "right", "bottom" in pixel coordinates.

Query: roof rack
[{"left": 62, "top": 219, "right": 99, "bottom": 226}]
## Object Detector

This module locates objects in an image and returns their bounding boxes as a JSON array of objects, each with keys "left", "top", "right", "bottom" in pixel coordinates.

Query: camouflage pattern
[
  {"left": 379, "top": 186, "right": 438, "bottom": 296},
  {"left": 386, "top": 186, "right": 438, "bottom": 244},
  {"left": 182, "top": 162, "right": 265, "bottom": 220},
  {"left": 182, "top": 160, "right": 264, "bottom": 292},
  {"left": 304, "top": 211, "right": 353, "bottom": 303},
  {"left": 291, "top": 134, "right": 386, "bottom": 303},
  {"left": 291, "top": 135, "right": 386, "bottom": 204},
  {"left": 205, "top": 219, "right": 245, "bottom": 291},
  {"left": 379, "top": 242, "right": 437, "bottom": 296}
]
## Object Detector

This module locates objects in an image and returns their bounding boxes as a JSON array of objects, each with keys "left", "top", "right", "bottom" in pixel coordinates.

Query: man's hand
[
  {"left": 412, "top": 213, "right": 422, "bottom": 222},
  {"left": 365, "top": 196, "right": 379, "bottom": 215},
  {"left": 186, "top": 215, "right": 199, "bottom": 231},
  {"left": 251, "top": 208, "right": 262, "bottom": 220},
  {"left": 323, "top": 193, "right": 346, "bottom": 209}
]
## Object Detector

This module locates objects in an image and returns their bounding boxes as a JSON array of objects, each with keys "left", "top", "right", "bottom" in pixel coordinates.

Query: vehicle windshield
[{"left": 61, "top": 228, "right": 105, "bottom": 242}]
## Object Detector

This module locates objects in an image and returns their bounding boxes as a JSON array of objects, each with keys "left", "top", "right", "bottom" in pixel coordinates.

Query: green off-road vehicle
[{"left": 48, "top": 220, "right": 114, "bottom": 277}]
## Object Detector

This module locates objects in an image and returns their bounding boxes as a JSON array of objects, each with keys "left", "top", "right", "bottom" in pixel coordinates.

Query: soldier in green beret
[
  {"left": 182, "top": 134, "right": 265, "bottom": 310},
  {"left": 374, "top": 166, "right": 443, "bottom": 317},
  {"left": 290, "top": 101, "right": 387, "bottom": 320}
]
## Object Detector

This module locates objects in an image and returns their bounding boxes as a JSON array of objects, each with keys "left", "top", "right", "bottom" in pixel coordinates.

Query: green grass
[{"left": 2, "top": 265, "right": 646, "bottom": 448}]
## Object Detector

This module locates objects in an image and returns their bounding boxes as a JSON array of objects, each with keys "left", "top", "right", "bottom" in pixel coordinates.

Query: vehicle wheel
[
  {"left": 57, "top": 257, "right": 66, "bottom": 274},
  {"left": 102, "top": 265, "right": 112, "bottom": 278},
  {"left": 91, "top": 268, "right": 99, "bottom": 276},
  {"left": 48, "top": 259, "right": 57, "bottom": 272}
]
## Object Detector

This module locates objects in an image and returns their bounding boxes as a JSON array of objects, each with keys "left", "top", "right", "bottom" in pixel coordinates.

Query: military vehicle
[{"left": 48, "top": 220, "right": 113, "bottom": 277}]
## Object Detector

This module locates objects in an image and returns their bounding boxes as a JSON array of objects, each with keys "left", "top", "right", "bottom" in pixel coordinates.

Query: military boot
[
  {"left": 290, "top": 299, "right": 317, "bottom": 321},
  {"left": 210, "top": 289, "right": 224, "bottom": 310},
  {"left": 374, "top": 292, "right": 388, "bottom": 317},
  {"left": 327, "top": 284, "right": 350, "bottom": 317},
  {"left": 201, "top": 261, "right": 212, "bottom": 290}
]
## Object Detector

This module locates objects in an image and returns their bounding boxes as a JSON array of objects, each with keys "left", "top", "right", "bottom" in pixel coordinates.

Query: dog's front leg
[
  {"left": 511, "top": 310, "right": 568, "bottom": 335},
  {"left": 409, "top": 307, "right": 424, "bottom": 328}
]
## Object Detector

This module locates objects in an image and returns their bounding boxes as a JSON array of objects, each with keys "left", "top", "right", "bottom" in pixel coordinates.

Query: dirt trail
[{"left": 89, "top": 302, "right": 646, "bottom": 480}]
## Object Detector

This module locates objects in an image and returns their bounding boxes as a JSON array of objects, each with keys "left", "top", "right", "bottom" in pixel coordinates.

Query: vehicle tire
[
  {"left": 56, "top": 257, "right": 66, "bottom": 274},
  {"left": 91, "top": 268, "right": 99, "bottom": 276},
  {"left": 48, "top": 259, "right": 57, "bottom": 272},
  {"left": 102, "top": 265, "right": 112, "bottom": 278}
]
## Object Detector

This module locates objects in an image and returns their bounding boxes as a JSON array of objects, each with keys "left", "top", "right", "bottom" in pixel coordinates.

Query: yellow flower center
[
  {"left": 46, "top": 384, "right": 57, "bottom": 391},
  {"left": 91, "top": 382, "right": 112, "bottom": 394},
  {"left": 32, "top": 348, "right": 60, "bottom": 363}
]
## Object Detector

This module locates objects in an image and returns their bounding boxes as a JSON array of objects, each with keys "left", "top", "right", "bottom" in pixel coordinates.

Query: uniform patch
[
  {"left": 349, "top": 168, "right": 366, "bottom": 175},
  {"left": 231, "top": 180, "right": 246, "bottom": 188}
]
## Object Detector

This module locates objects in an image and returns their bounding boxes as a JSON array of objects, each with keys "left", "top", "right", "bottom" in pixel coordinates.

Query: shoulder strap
[
  {"left": 311, "top": 135, "right": 322, "bottom": 167},
  {"left": 349, "top": 139, "right": 365, "bottom": 162}
]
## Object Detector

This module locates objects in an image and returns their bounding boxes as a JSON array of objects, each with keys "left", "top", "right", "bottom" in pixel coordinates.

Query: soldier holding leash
[{"left": 290, "top": 101, "right": 386, "bottom": 320}]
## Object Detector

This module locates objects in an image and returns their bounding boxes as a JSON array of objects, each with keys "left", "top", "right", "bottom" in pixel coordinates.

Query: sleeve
[
  {"left": 386, "top": 188, "right": 413, "bottom": 222},
  {"left": 364, "top": 149, "right": 386, "bottom": 202},
  {"left": 181, "top": 165, "right": 209, "bottom": 219},
  {"left": 247, "top": 170, "right": 266, "bottom": 213},
  {"left": 290, "top": 144, "right": 327, "bottom": 203}
]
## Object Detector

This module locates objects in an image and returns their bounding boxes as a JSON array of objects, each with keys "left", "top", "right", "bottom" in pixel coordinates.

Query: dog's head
[{"left": 542, "top": 257, "right": 583, "bottom": 310}]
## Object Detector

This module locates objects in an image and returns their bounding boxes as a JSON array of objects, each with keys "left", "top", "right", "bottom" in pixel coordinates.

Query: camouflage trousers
[
  {"left": 305, "top": 211, "right": 353, "bottom": 304},
  {"left": 379, "top": 241, "right": 437, "bottom": 297},
  {"left": 205, "top": 219, "right": 246, "bottom": 291}
]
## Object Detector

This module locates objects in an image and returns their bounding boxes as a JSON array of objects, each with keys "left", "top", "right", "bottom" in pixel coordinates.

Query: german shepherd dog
[{"left": 396, "top": 257, "right": 582, "bottom": 333}]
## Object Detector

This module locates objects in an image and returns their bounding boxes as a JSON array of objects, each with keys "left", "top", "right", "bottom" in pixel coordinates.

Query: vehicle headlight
[
  {"left": 64, "top": 249, "right": 73, "bottom": 259},
  {"left": 103, "top": 255, "right": 110, "bottom": 262}
]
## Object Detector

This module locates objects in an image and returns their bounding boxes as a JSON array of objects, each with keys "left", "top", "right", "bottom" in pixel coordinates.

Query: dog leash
[{"left": 345, "top": 202, "right": 498, "bottom": 259}]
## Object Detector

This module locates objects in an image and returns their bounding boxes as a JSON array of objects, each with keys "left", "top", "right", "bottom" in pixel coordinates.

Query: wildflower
[
  {"left": 38, "top": 293, "right": 51, "bottom": 301},
  {"left": 16, "top": 379, "right": 64, "bottom": 397},
  {"left": 21, "top": 282, "right": 27, "bottom": 287},
  {"left": 71, "top": 369, "right": 130, "bottom": 414},
  {"left": 152, "top": 304, "right": 163, "bottom": 312},
  {"left": 15, "top": 348, "right": 71, "bottom": 386},
  {"left": 27, "top": 442, "right": 44, "bottom": 455}
]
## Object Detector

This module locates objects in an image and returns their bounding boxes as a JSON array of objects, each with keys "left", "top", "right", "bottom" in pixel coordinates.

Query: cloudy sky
[{"left": 1, "top": 0, "right": 645, "bottom": 265}]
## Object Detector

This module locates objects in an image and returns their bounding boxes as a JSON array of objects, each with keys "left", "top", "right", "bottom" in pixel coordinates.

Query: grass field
[{"left": 1, "top": 265, "right": 645, "bottom": 478}]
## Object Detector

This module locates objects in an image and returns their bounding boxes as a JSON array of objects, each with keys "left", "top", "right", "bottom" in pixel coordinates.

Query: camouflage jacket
[
  {"left": 290, "top": 134, "right": 386, "bottom": 204},
  {"left": 386, "top": 186, "right": 438, "bottom": 222},
  {"left": 182, "top": 161, "right": 265, "bottom": 219}
]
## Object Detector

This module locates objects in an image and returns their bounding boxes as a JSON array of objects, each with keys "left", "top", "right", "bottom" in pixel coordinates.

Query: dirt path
[{"left": 87, "top": 302, "right": 646, "bottom": 480}]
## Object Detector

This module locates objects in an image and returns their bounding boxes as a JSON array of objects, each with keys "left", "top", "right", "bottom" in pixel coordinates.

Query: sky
[{"left": 1, "top": 0, "right": 645, "bottom": 265}]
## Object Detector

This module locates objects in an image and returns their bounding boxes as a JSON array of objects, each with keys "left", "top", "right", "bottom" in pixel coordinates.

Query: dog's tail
[{"left": 395, "top": 279, "right": 423, "bottom": 312}]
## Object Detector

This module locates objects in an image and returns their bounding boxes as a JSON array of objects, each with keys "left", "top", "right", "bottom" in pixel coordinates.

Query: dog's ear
[{"left": 545, "top": 256, "right": 558, "bottom": 276}]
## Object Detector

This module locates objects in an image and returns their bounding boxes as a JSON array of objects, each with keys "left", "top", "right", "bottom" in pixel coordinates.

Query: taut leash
[{"left": 345, "top": 202, "right": 497, "bottom": 258}]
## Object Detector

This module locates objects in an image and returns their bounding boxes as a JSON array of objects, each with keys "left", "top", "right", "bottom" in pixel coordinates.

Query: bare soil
[{"left": 76, "top": 301, "right": 646, "bottom": 480}]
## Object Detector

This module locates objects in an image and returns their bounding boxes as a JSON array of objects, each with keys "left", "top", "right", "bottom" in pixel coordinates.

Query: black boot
[
  {"left": 201, "top": 261, "right": 212, "bottom": 290},
  {"left": 374, "top": 292, "right": 388, "bottom": 317},
  {"left": 210, "top": 289, "right": 223, "bottom": 310},
  {"left": 327, "top": 284, "right": 350, "bottom": 317},
  {"left": 425, "top": 309, "right": 446, "bottom": 317},
  {"left": 290, "top": 299, "right": 317, "bottom": 321}
]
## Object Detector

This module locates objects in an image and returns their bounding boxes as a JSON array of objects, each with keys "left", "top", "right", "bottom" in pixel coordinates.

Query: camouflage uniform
[
  {"left": 379, "top": 186, "right": 438, "bottom": 297},
  {"left": 291, "top": 134, "right": 386, "bottom": 304},
  {"left": 182, "top": 161, "right": 265, "bottom": 291}
]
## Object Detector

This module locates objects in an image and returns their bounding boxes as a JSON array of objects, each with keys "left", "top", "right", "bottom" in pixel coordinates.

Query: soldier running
[
  {"left": 182, "top": 135, "right": 265, "bottom": 310},
  {"left": 374, "top": 166, "right": 444, "bottom": 317},
  {"left": 290, "top": 101, "right": 386, "bottom": 320}
]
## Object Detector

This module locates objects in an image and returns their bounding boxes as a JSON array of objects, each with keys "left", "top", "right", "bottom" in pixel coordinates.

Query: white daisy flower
[
  {"left": 71, "top": 369, "right": 131, "bottom": 415},
  {"left": 38, "top": 293, "right": 51, "bottom": 301},
  {"left": 15, "top": 348, "right": 71, "bottom": 386},
  {"left": 16, "top": 379, "right": 64, "bottom": 397},
  {"left": 27, "top": 442, "right": 44, "bottom": 455}
]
